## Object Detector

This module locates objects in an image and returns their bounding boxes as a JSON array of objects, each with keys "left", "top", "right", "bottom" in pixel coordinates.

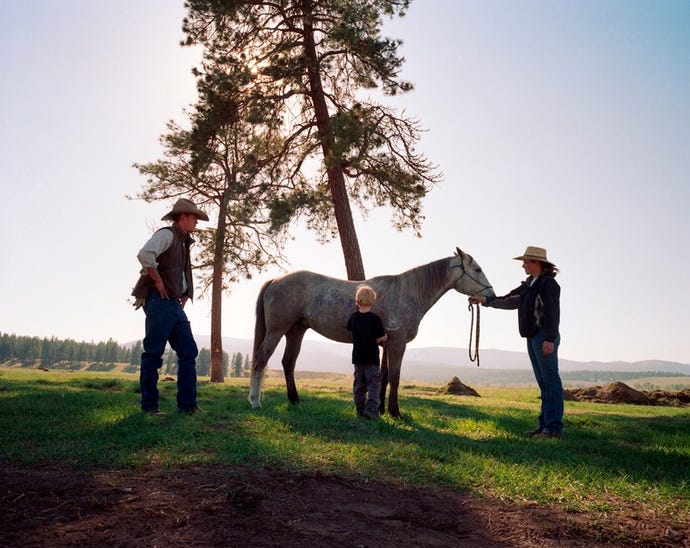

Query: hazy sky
[{"left": 1, "top": 0, "right": 688, "bottom": 364}]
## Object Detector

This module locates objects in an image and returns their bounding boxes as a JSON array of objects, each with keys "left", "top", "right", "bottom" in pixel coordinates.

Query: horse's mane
[{"left": 401, "top": 257, "right": 451, "bottom": 295}]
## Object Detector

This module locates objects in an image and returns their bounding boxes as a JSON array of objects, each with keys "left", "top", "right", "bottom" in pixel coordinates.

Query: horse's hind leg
[
  {"left": 249, "top": 331, "right": 283, "bottom": 409},
  {"left": 282, "top": 323, "right": 307, "bottom": 405}
]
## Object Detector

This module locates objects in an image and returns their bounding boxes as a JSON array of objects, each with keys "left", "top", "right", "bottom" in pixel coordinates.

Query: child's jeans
[{"left": 353, "top": 364, "right": 381, "bottom": 417}]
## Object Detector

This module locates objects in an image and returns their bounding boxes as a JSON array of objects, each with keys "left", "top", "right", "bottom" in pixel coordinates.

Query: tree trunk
[
  {"left": 302, "top": 0, "right": 365, "bottom": 281},
  {"left": 209, "top": 190, "right": 229, "bottom": 383},
  {"left": 325, "top": 166, "right": 364, "bottom": 280}
]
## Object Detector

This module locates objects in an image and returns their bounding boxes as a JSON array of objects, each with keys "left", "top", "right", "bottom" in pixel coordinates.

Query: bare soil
[
  {"left": 565, "top": 382, "right": 690, "bottom": 407},
  {"left": 438, "top": 376, "right": 481, "bottom": 397},
  {"left": 1, "top": 465, "right": 687, "bottom": 547}
]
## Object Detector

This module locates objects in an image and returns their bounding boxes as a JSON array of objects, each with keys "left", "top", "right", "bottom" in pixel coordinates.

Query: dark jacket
[
  {"left": 131, "top": 224, "right": 194, "bottom": 300},
  {"left": 484, "top": 272, "right": 560, "bottom": 342}
]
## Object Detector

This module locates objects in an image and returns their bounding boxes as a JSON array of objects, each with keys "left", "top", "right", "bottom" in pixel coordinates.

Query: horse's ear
[{"left": 456, "top": 246, "right": 465, "bottom": 259}]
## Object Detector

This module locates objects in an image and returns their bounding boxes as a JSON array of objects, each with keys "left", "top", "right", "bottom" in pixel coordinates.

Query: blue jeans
[
  {"left": 140, "top": 290, "right": 198, "bottom": 412},
  {"left": 526, "top": 330, "right": 563, "bottom": 434},
  {"left": 353, "top": 364, "right": 381, "bottom": 416}
]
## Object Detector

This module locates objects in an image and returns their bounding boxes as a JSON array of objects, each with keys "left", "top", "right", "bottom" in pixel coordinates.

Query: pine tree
[
  {"left": 197, "top": 348, "right": 212, "bottom": 376},
  {"left": 183, "top": 0, "right": 441, "bottom": 280},
  {"left": 231, "top": 352, "right": 243, "bottom": 377},
  {"left": 133, "top": 50, "right": 290, "bottom": 384},
  {"left": 130, "top": 341, "right": 143, "bottom": 366},
  {"left": 243, "top": 353, "right": 251, "bottom": 377},
  {"left": 165, "top": 348, "right": 177, "bottom": 374}
]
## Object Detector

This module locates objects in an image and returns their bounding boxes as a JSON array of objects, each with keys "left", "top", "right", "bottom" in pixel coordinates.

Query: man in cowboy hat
[
  {"left": 132, "top": 198, "right": 209, "bottom": 415},
  {"left": 469, "top": 246, "right": 563, "bottom": 439}
]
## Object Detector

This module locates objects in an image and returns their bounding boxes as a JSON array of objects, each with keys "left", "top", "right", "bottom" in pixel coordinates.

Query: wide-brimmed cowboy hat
[
  {"left": 513, "top": 246, "right": 555, "bottom": 266},
  {"left": 161, "top": 198, "right": 209, "bottom": 221}
]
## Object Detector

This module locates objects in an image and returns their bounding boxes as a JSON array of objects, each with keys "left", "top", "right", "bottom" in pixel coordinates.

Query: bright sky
[{"left": 1, "top": 1, "right": 688, "bottom": 364}]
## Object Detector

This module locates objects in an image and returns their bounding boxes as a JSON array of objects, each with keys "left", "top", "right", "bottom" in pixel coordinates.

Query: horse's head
[{"left": 450, "top": 247, "right": 495, "bottom": 298}]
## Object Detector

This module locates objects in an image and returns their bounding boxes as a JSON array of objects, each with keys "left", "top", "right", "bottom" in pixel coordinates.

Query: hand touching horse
[{"left": 249, "top": 247, "right": 495, "bottom": 417}]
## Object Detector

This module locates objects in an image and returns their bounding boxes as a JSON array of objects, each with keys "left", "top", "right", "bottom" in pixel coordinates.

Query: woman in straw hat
[
  {"left": 470, "top": 246, "right": 563, "bottom": 439},
  {"left": 131, "top": 198, "right": 209, "bottom": 415}
]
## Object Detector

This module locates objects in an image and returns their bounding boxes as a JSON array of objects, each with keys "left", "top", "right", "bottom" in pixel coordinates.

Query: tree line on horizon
[{"left": 0, "top": 332, "right": 251, "bottom": 378}]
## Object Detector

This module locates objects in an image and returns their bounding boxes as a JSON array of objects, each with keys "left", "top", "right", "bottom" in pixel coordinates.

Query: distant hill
[{"left": 189, "top": 335, "right": 690, "bottom": 384}]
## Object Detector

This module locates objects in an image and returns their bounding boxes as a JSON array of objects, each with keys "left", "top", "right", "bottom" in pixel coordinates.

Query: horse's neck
[{"left": 400, "top": 258, "right": 454, "bottom": 313}]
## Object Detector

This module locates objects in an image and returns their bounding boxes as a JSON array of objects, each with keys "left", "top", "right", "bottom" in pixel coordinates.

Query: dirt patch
[
  {"left": 438, "top": 376, "right": 481, "bottom": 397},
  {"left": 566, "top": 382, "right": 690, "bottom": 406},
  {"left": 1, "top": 466, "right": 687, "bottom": 547}
]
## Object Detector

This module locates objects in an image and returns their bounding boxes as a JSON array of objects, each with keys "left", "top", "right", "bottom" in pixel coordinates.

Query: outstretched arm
[{"left": 470, "top": 283, "right": 523, "bottom": 310}]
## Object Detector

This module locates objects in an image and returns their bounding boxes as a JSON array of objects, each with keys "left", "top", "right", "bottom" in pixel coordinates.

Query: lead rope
[{"left": 468, "top": 302, "right": 480, "bottom": 367}]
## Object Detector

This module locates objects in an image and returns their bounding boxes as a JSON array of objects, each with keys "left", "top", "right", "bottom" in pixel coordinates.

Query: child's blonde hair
[{"left": 355, "top": 284, "right": 377, "bottom": 307}]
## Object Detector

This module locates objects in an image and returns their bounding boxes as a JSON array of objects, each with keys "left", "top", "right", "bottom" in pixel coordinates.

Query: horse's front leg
[
  {"left": 379, "top": 345, "right": 389, "bottom": 415},
  {"left": 282, "top": 323, "right": 307, "bottom": 405},
  {"left": 386, "top": 341, "right": 406, "bottom": 419}
]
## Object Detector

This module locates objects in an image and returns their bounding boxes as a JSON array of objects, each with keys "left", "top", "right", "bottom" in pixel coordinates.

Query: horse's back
[
  {"left": 261, "top": 271, "right": 360, "bottom": 342},
  {"left": 264, "top": 271, "right": 357, "bottom": 304}
]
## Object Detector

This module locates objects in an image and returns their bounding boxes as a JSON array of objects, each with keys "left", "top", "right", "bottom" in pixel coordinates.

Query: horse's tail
[
  {"left": 252, "top": 279, "right": 273, "bottom": 367},
  {"left": 249, "top": 279, "right": 273, "bottom": 408}
]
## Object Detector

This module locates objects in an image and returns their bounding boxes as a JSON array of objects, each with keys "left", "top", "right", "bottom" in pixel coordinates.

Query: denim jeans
[
  {"left": 526, "top": 330, "right": 563, "bottom": 434},
  {"left": 140, "top": 290, "right": 198, "bottom": 412},
  {"left": 353, "top": 364, "right": 381, "bottom": 416}
]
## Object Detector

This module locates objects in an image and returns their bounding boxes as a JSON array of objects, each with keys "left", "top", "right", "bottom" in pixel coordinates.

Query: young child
[{"left": 346, "top": 285, "right": 388, "bottom": 419}]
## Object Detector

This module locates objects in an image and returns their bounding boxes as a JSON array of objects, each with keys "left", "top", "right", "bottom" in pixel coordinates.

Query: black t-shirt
[{"left": 346, "top": 311, "right": 386, "bottom": 366}]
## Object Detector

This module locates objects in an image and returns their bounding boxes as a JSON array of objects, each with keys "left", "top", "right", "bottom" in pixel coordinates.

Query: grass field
[{"left": 1, "top": 366, "right": 688, "bottom": 545}]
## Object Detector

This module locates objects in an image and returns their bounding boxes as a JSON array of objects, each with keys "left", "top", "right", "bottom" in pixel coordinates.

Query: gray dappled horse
[{"left": 249, "top": 247, "right": 495, "bottom": 417}]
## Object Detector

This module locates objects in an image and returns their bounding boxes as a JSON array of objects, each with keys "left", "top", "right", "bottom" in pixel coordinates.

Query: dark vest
[{"left": 131, "top": 224, "right": 194, "bottom": 300}]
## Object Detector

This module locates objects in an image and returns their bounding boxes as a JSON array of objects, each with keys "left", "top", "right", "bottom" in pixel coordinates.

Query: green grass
[{"left": 1, "top": 368, "right": 688, "bottom": 521}]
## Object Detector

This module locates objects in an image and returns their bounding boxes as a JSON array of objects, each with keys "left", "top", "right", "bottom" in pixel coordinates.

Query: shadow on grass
[
  {"left": 0, "top": 376, "right": 687, "bottom": 499},
  {"left": 254, "top": 388, "right": 690, "bottom": 493}
]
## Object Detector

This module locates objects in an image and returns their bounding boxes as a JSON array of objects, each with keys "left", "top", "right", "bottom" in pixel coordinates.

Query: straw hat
[
  {"left": 161, "top": 198, "right": 209, "bottom": 221},
  {"left": 513, "top": 246, "right": 555, "bottom": 266}
]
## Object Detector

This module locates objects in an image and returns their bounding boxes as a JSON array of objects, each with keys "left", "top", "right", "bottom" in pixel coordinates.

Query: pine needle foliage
[{"left": 182, "top": 0, "right": 442, "bottom": 279}]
